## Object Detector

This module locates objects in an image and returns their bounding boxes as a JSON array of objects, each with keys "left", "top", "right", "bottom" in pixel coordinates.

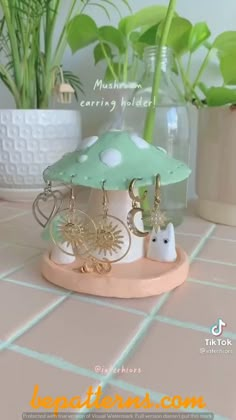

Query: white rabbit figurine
[{"left": 147, "top": 223, "right": 177, "bottom": 263}]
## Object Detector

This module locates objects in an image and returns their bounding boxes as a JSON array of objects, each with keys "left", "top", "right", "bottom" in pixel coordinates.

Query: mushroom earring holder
[{"left": 34, "top": 130, "right": 191, "bottom": 298}]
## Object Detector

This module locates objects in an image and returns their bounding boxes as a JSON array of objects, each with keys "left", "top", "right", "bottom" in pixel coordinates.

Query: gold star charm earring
[
  {"left": 147, "top": 174, "right": 168, "bottom": 232},
  {"left": 89, "top": 181, "right": 131, "bottom": 264},
  {"left": 49, "top": 180, "right": 97, "bottom": 257}
]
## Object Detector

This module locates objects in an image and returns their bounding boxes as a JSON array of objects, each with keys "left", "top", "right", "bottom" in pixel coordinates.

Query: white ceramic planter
[
  {"left": 196, "top": 107, "right": 236, "bottom": 226},
  {"left": 0, "top": 109, "right": 82, "bottom": 201}
]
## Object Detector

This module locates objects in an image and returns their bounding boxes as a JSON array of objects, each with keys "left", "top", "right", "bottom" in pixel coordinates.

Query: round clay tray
[{"left": 41, "top": 246, "right": 189, "bottom": 298}]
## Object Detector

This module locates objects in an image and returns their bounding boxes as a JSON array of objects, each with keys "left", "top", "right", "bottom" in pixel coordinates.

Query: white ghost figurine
[{"left": 147, "top": 223, "right": 177, "bottom": 262}]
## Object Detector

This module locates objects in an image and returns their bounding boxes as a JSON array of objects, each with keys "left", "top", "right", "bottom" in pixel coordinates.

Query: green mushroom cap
[{"left": 44, "top": 130, "right": 191, "bottom": 190}]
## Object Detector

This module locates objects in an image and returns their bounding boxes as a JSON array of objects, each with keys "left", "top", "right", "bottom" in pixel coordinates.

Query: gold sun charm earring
[
  {"left": 89, "top": 181, "right": 131, "bottom": 264},
  {"left": 127, "top": 178, "right": 149, "bottom": 237},
  {"left": 147, "top": 174, "right": 168, "bottom": 232},
  {"left": 49, "top": 181, "right": 97, "bottom": 257}
]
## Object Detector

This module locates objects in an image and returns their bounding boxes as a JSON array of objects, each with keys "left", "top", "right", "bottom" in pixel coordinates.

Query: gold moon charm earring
[
  {"left": 127, "top": 178, "right": 149, "bottom": 237},
  {"left": 146, "top": 174, "right": 168, "bottom": 232},
  {"left": 49, "top": 183, "right": 97, "bottom": 257},
  {"left": 89, "top": 181, "right": 131, "bottom": 264}
]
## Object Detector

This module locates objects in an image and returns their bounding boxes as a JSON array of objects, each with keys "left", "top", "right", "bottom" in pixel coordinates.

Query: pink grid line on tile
[
  {"left": 0, "top": 206, "right": 29, "bottom": 222},
  {"left": 0, "top": 281, "right": 68, "bottom": 342},
  {"left": 0, "top": 245, "right": 42, "bottom": 278},
  {"left": 198, "top": 237, "right": 236, "bottom": 265}
]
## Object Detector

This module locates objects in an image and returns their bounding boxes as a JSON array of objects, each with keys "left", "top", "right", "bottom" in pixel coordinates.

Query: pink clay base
[{"left": 41, "top": 246, "right": 189, "bottom": 298}]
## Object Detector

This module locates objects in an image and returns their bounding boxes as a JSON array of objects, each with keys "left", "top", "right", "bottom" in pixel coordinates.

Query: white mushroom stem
[
  {"left": 50, "top": 243, "right": 76, "bottom": 265},
  {"left": 87, "top": 189, "right": 145, "bottom": 263}
]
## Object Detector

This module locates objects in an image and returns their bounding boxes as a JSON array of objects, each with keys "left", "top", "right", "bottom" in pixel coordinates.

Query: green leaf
[
  {"left": 94, "top": 42, "right": 113, "bottom": 65},
  {"left": 119, "top": 6, "right": 168, "bottom": 36},
  {"left": 219, "top": 52, "right": 236, "bottom": 85},
  {"left": 129, "top": 31, "right": 147, "bottom": 58},
  {"left": 129, "top": 31, "right": 141, "bottom": 43},
  {"left": 214, "top": 33, "right": 236, "bottom": 85},
  {"left": 67, "top": 14, "right": 99, "bottom": 53},
  {"left": 213, "top": 31, "right": 236, "bottom": 56},
  {"left": 99, "top": 26, "right": 126, "bottom": 52},
  {"left": 204, "top": 86, "right": 236, "bottom": 106},
  {"left": 138, "top": 24, "right": 159, "bottom": 46},
  {"left": 132, "top": 41, "right": 146, "bottom": 59},
  {"left": 158, "top": 17, "right": 192, "bottom": 56},
  {"left": 188, "top": 22, "right": 211, "bottom": 53}
]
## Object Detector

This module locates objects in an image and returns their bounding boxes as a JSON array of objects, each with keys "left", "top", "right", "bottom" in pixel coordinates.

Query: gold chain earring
[
  {"left": 49, "top": 179, "right": 97, "bottom": 257},
  {"left": 127, "top": 178, "right": 149, "bottom": 237},
  {"left": 89, "top": 181, "right": 131, "bottom": 264},
  {"left": 77, "top": 258, "right": 112, "bottom": 275},
  {"left": 147, "top": 174, "right": 168, "bottom": 232}
]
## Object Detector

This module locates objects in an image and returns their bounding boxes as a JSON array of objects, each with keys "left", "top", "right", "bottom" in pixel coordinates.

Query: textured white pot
[{"left": 0, "top": 109, "right": 82, "bottom": 201}]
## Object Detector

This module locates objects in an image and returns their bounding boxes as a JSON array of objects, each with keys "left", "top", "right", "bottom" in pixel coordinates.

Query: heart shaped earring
[{"left": 32, "top": 181, "right": 63, "bottom": 228}]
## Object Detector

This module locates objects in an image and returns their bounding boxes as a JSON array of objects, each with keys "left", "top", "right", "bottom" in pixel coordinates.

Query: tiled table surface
[{"left": 0, "top": 192, "right": 235, "bottom": 420}]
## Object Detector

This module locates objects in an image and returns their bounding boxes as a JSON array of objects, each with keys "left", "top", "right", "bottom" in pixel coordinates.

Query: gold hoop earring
[
  {"left": 89, "top": 181, "right": 131, "bottom": 264},
  {"left": 49, "top": 179, "right": 97, "bottom": 257},
  {"left": 127, "top": 178, "right": 149, "bottom": 237},
  {"left": 147, "top": 174, "right": 168, "bottom": 232}
]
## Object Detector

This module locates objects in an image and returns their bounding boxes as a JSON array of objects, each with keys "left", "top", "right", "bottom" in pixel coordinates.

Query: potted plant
[
  {"left": 159, "top": 17, "right": 236, "bottom": 225},
  {"left": 0, "top": 0, "right": 129, "bottom": 201},
  {"left": 140, "top": 10, "right": 236, "bottom": 226}
]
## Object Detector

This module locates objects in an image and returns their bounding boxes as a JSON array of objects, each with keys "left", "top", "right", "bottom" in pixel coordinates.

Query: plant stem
[
  {"left": 143, "top": 0, "right": 177, "bottom": 143},
  {"left": 53, "top": 0, "right": 78, "bottom": 65},
  {"left": 177, "top": 57, "right": 202, "bottom": 107},
  {"left": 100, "top": 42, "right": 119, "bottom": 80},
  {"left": 0, "top": 64, "right": 21, "bottom": 107},
  {"left": 192, "top": 48, "right": 212, "bottom": 89},
  {"left": 186, "top": 53, "right": 192, "bottom": 79},
  {"left": 123, "top": 42, "right": 129, "bottom": 82},
  {"left": 0, "top": 1, "right": 22, "bottom": 89}
]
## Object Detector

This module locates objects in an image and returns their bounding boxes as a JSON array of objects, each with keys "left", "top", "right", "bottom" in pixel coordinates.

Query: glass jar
[{"left": 124, "top": 46, "right": 191, "bottom": 226}]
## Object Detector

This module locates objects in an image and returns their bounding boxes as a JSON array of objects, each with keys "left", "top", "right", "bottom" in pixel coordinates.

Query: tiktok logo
[{"left": 211, "top": 319, "right": 227, "bottom": 337}]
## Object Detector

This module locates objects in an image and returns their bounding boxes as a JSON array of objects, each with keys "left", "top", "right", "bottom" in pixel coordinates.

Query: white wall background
[{"left": 0, "top": 0, "right": 236, "bottom": 197}]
